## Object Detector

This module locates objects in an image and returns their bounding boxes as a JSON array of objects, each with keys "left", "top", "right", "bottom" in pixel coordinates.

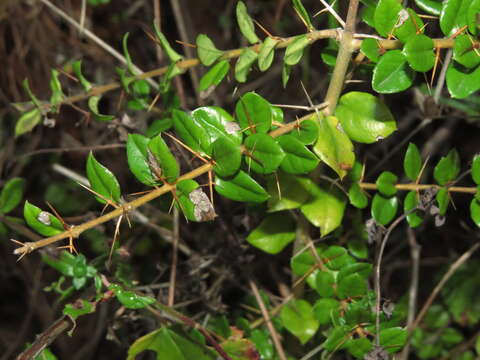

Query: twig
[
  {"left": 409, "top": 242, "right": 480, "bottom": 332},
  {"left": 359, "top": 182, "right": 476, "bottom": 194},
  {"left": 167, "top": 207, "right": 180, "bottom": 307},
  {"left": 249, "top": 280, "right": 288, "bottom": 360},
  {"left": 317, "top": 0, "right": 346, "bottom": 28}
]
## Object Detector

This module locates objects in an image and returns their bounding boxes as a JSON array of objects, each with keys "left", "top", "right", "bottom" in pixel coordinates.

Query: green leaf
[
  {"left": 250, "top": 329, "right": 274, "bottom": 360},
  {"left": 335, "top": 92, "right": 397, "bottom": 143},
  {"left": 403, "top": 34, "right": 435, "bottom": 72},
  {"left": 361, "top": 38, "right": 381, "bottom": 63},
  {"left": 315, "top": 270, "right": 336, "bottom": 297},
  {"left": 22, "top": 78, "right": 43, "bottom": 113},
  {"left": 440, "top": 0, "right": 469, "bottom": 36},
  {"left": 148, "top": 134, "right": 180, "bottom": 183},
  {"left": 322, "top": 246, "right": 355, "bottom": 270},
  {"left": 313, "top": 115, "right": 355, "bottom": 179},
  {"left": 281, "top": 299, "right": 319, "bottom": 344},
  {"left": 415, "top": 0, "right": 442, "bottom": 16},
  {"left": 196, "top": 34, "right": 223, "bottom": 66},
  {"left": 215, "top": 170, "right": 269, "bottom": 203},
  {"left": 153, "top": 24, "right": 183, "bottom": 63},
  {"left": 236, "top": 1, "right": 259, "bottom": 44},
  {"left": 88, "top": 96, "right": 115, "bottom": 122},
  {"left": 284, "top": 35, "right": 311, "bottom": 66},
  {"left": 376, "top": 171, "right": 398, "bottom": 197},
  {"left": 404, "top": 191, "right": 424, "bottom": 228},
  {"left": 434, "top": 149, "right": 460, "bottom": 185},
  {"left": 49, "top": 69, "right": 65, "bottom": 111},
  {"left": 348, "top": 183, "right": 369, "bottom": 209},
  {"left": 212, "top": 137, "right": 242, "bottom": 177},
  {"left": 122, "top": 33, "right": 136, "bottom": 75},
  {"left": 127, "top": 327, "right": 215, "bottom": 360},
  {"left": 374, "top": 0, "right": 403, "bottom": 37},
  {"left": 109, "top": 283, "right": 155, "bottom": 309},
  {"left": 291, "top": 118, "right": 319, "bottom": 145},
  {"left": 15, "top": 108, "right": 42, "bottom": 136},
  {"left": 446, "top": 62, "right": 480, "bottom": 99},
  {"left": 472, "top": 199, "right": 480, "bottom": 227},
  {"left": 126, "top": 133, "right": 157, "bottom": 186},
  {"left": 291, "top": 246, "right": 324, "bottom": 289},
  {"left": 277, "top": 135, "right": 319, "bottom": 174},
  {"left": 313, "top": 298, "right": 340, "bottom": 325},
  {"left": 244, "top": 133, "right": 285, "bottom": 174},
  {"left": 338, "top": 273, "right": 367, "bottom": 299},
  {"left": 0, "top": 178, "right": 26, "bottom": 213},
  {"left": 380, "top": 327, "right": 407, "bottom": 353},
  {"left": 63, "top": 299, "right": 95, "bottom": 320},
  {"left": 468, "top": 0, "right": 480, "bottom": 35},
  {"left": 72, "top": 60, "right": 92, "bottom": 91},
  {"left": 33, "top": 347, "right": 58, "bottom": 360},
  {"left": 86, "top": 152, "right": 121, "bottom": 204},
  {"left": 436, "top": 187, "right": 449, "bottom": 216},
  {"left": 247, "top": 213, "right": 296, "bottom": 254},
  {"left": 404, "top": 143, "right": 422, "bottom": 181},
  {"left": 235, "top": 92, "right": 272, "bottom": 135},
  {"left": 172, "top": 109, "right": 211, "bottom": 155},
  {"left": 453, "top": 35, "right": 480, "bottom": 68},
  {"left": 324, "top": 326, "right": 350, "bottom": 352},
  {"left": 371, "top": 194, "right": 399, "bottom": 225},
  {"left": 199, "top": 60, "right": 230, "bottom": 92},
  {"left": 235, "top": 47, "right": 258, "bottom": 83},
  {"left": 472, "top": 154, "right": 480, "bottom": 185},
  {"left": 191, "top": 106, "right": 242, "bottom": 146},
  {"left": 266, "top": 172, "right": 311, "bottom": 212},
  {"left": 176, "top": 180, "right": 216, "bottom": 222},
  {"left": 24, "top": 201, "right": 64, "bottom": 237},
  {"left": 258, "top": 37, "right": 279, "bottom": 72},
  {"left": 146, "top": 118, "right": 173, "bottom": 137},
  {"left": 372, "top": 50, "right": 415, "bottom": 93},
  {"left": 292, "top": 0, "right": 314, "bottom": 30},
  {"left": 282, "top": 63, "right": 291, "bottom": 88},
  {"left": 338, "top": 263, "right": 372, "bottom": 282},
  {"left": 346, "top": 337, "right": 373, "bottom": 359},
  {"left": 301, "top": 181, "right": 346, "bottom": 236},
  {"left": 394, "top": 8, "right": 425, "bottom": 43}
]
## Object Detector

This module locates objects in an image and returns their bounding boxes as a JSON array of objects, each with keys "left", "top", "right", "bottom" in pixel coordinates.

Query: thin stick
[
  {"left": 168, "top": 207, "right": 180, "bottom": 307},
  {"left": 317, "top": 0, "right": 345, "bottom": 28},
  {"left": 249, "top": 280, "right": 288, "bottom": 360}
]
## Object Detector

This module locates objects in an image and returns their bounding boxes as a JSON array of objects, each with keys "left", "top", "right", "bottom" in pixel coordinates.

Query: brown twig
[{"left": 167, "top": 207, "right": 180, "bottom": 307}]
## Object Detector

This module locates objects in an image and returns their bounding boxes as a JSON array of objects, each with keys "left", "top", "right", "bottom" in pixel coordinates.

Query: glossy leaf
[
  {"left": 433, "top": 149, "right": 460, "bottom": 185},
  {"left": 453, "top": 35, "right": 480, "bottom": 69},
  {"left": 335, "top": 92, "right": 397, "bottom": 143},
  {"left": 394, "top": 8, "right": 425, "bottom": 43},
  {"left": 212, "top": 137, "right": 242, "bottom": 177},
  {"left": 72, "top": 60, "right": 92, "bottom": 91},
  {"left": 313, "top": 298, "right": 340, "bottom": 325},
  {"left": 292, "top": 0, "right": 314, "bottom": 30},
  {"left": 266, "top": 172, "right": 311, "bottom": 212},
  {"left": 88, "top": 96, "right": 115, "bottom": 122},
  {"left": 148, "top": 134, "right": 180, "bottom": 183},
  {"left": 338, "top": 273, "right": 367, "bottom": 299},
  {"left": 376, "top": 171, "right": 398, "bottom": 197},
  {"left": 235, "top": 92, "right": 272, "bottom": 135},
  {"left": 244, "top": 133, "right": 285, "bottom": 174},
  {"left": 373, "top": 50, "right": 415, "bottom": 93},
  {"left": 415, "top": 0, "right": 442, "bottom": 16},
  {"left": 281, "top": 299, "right": 319, "bottom": 344},
  {"left": 290, "top": 246, "right": 324, "bottom": 289},
  {"left": 361, "top": 38, "right": 381, "bottom": 63},
  {"left": 284, "top": 35, "right": 310, "bottom": 66},
  {"left": 404, "top": 191, "right": 424, "bottom": 228},
  {"left": 436, "top": 187, "right": 449, "bottom": 216},
  {"left": 313, "top": 115, "right": 355, "bottom": 179},
  {"left": 24, "top": 201, "right": 64, "bottom": 237},
  {"left": 247, "top": 213, "right": 296, "bottom": 254},
  {"left": 472, "top": 154, "right": 480, "bottom": 185},
  {"left": 282, "top": 63, "right": 291, "bottom": 87},
  {"left": 322, "top": 246, "right": 355, "bottom": 271},
  {"left": 301, "top": 180, "right": 346, "bottom": 236},
  {"left": 404, "top": 142, "right": 422, "bottom": 181},
  {"left": 446, "top": 62, "right": 480, "bottom": 98},
  {"left": 126, "top": 134, "right": 157, "bottom": 186},
  {"left": 172, "top": 109, "right": 211, "bottom": 155},
  {"left": 324, "top": 325, "right": 350, "bottom": 352},
  {"left": 86, "top": 152, "right": 121, "bottom": 204},
  {"left": 470, "top": 199, "right": 480, "bottom": 227},
  {"left": 63, "top": 299, "right": 95, "bottom": 320},
  {"left": 338, "top": 263, "right": 372, "bottom": 282},
  {"left": 146, "top": 118, "right": 173, "bottom": 137},
  {"left": 258, "top": 37, "right": 279, "bottom": 72},
  {"left": 236, "top": 1, "right": 259, "bottom": 44},
  {"left": 176, "top": 180, "right": 215, "bottom": 222},
  {"left": 440, "top": 0, "right": 469, "bottom": 36},
  {"left": 153, "top": 24, "right": 183, "bottom": 63},
  {"left": 196, "top": 34, "right": 223, "bottom": 66},
  {"left": 49, "top": 69, "right": 64, "bottom": 110},
  {"left": 374, "top": 0, "right": 403, "bottom": 37},
  {"left": 199, "top": 60, "right": 230, "bottom": 92},
  {"left": 250, "top": 329, "right": 274, "bottom": 360},
  {"left": 348, "top": 183, "right": 369, "bottom": 209},
  {"left": 380, "top": 327, "right": 407, "bottom": 353},
  {"left": 315, "top": 270, "right": 336, "bottom": 297},
  {"left": 109, "top": 283, "right": 155, "bottom": 309},
  {"left": 403, "top": 35, "right": 435, "bottom": 72},
  {"left": 291, "top": 118, "right": 319, "bottom": 145},
  {"left": 346, "top": 338, "right": 373, "bottom": 359},
  {"left": 468, "top": 0, "right": 480, "bottom": 35},
  {"left": 0, "top": 178, "right": 25, "bottom": 214},
  {"left": 235, "top": 47, "right": 258, "bottom": 83},
  {"left": 15, "top": 108, "right": 42, "bottom": 137},
  {"left": 215, "top": 170, "right": 269, "bottom": 203},
  {"left": 371, "top": 194, "right": 399, "bottom": 225},
  {"left": 191, "top": 106, "right": 242, "bottom": 146},
  {"left": 277, "top": 135, "right": 318, "bottom": 174}
]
